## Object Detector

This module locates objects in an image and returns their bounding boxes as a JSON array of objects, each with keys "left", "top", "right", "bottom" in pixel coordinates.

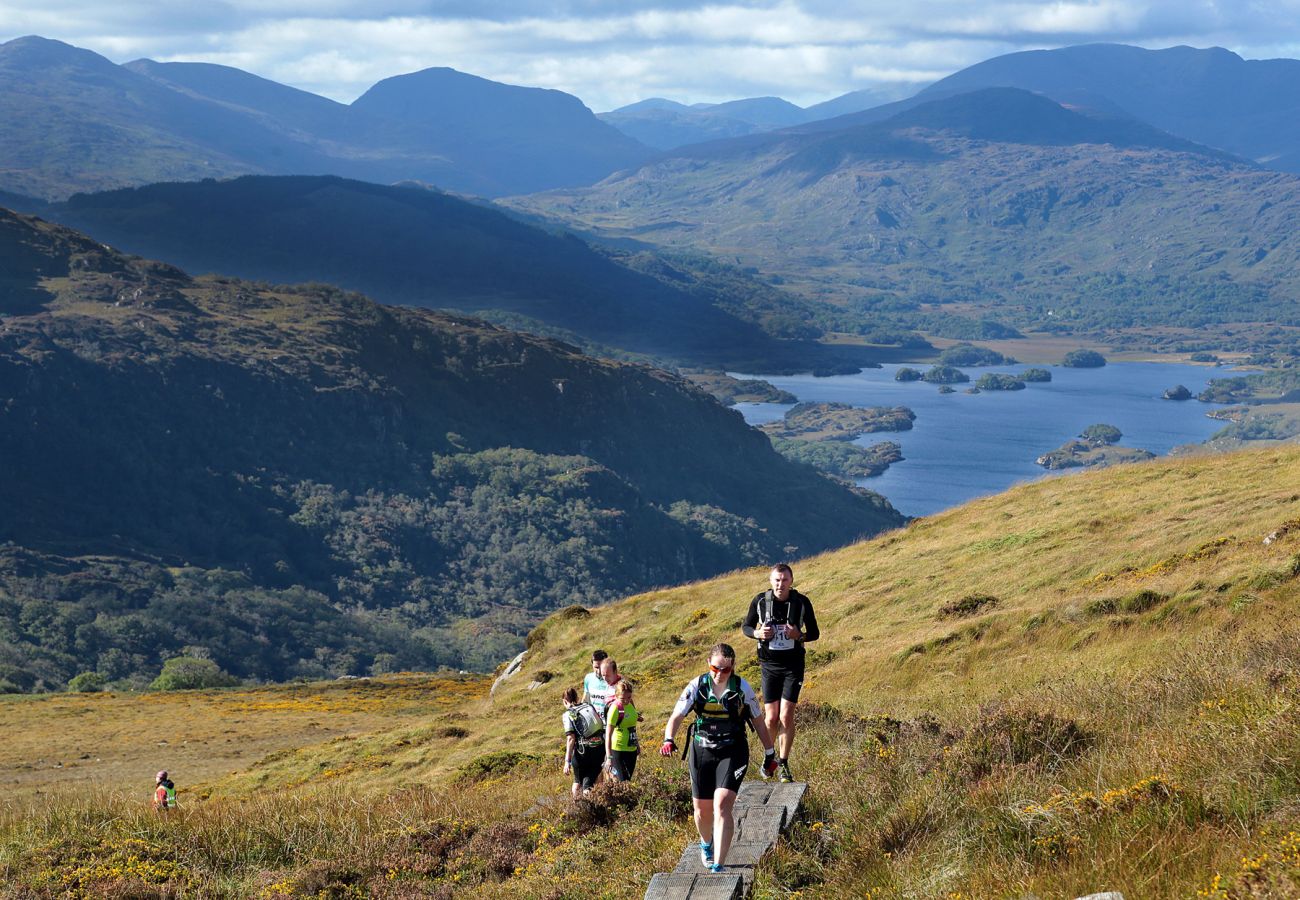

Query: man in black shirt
[{"left": 741, "top": 563, "right": 819, "bottom": 782}]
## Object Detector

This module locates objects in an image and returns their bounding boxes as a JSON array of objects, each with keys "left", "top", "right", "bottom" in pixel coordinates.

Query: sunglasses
[{"left": 709, "top": 663, "right": 733, "bottom": 675}]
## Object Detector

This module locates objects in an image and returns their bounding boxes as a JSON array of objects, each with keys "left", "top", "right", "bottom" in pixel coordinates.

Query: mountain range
[
  {"left": 4, "top": 174, "right": 901, "bottom": 367},
  {"left": 0, "top": 207, "right": 901, "bottom": 685},
  {"left": 0, "top": 35, "right": 649, "bottom": 200},
  {"left": 510, "top": 86, "right": 1300, "bottom": 349},
  {"left": 598, "top": 86, "right": 916, "bottom": 150}
]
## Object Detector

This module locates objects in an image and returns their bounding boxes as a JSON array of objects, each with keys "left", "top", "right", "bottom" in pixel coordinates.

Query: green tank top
[{"left": 607, "top": 700, "right": 639, "bottom": 752}]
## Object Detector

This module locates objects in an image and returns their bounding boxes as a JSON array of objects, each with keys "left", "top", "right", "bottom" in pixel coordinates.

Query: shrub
[
  {"left": 938, "top": 343, "right": 1014, "bottom": 366},
  {"left": 1063, "top": 349, "right": 1106, "bottom": 368},
  {"left": 149, "top": 656, "right": 240, "bottom": 691},
  {"left": 922, "top": 365, "right": 969, "bottom": 384},
  {"left": 463, "top": 822, "right": 535, "bottom": 881},
  {"left": 1081, "top": 423, "right": 1122, "bottom": 446},
  {"left": 1119, "top": 589, "right": 1167, "bottom": 613},
  {"left": 974, "top": 373, "right": 1025, "bottom": 391},
  {"left": 950, "top": 707, "right": 1089, "bottom": 781},
  {"left": 1084, "top": 597, "right": 1118, "bottom": 616},
  {"left": 67, "top": 672, "right": 107, "bottom": 693},
  {"left": 455, "top": 750, "right": 542, "bottom": 783},
  {"left": 524, "top": 626, "right": 547, "bottom": 650},
  {"left": 938, "top": 594, "right": 999, "bottom": 618},
  {"left": 556, "top": 605, "right": 591, "bottom": 621}
]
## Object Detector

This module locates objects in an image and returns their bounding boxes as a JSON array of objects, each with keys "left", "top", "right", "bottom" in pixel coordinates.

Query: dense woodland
[{"left": 0, "top": 210, "right": 902, "bottom": 691}]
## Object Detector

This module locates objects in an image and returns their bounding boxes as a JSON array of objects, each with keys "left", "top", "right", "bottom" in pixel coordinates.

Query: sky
[{"left": 4, "top": 1, "right": 1300, "bottom": 111}]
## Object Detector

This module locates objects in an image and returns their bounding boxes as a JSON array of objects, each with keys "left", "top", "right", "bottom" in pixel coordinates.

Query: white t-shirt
[{"left": 584, "top": 672, "right": 614, "bottom": 718}]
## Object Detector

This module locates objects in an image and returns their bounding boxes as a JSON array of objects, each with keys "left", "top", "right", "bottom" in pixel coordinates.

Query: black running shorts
[
  {"left": 760, "top": 661, "right": 805, "bottom": 704},
  {"left": 689, "top": 741, "right": 750, "bottom": 799},
  {"left": 573, "top": 742, "right": 605, "bottom": 789}
]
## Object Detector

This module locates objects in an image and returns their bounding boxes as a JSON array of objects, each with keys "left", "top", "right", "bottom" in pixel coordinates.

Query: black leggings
[
  {"left": 607, "top": 749, "right": 638, "bottom": 781},
  {"left": 573, "top": 743, "right": 605, "bottom": 790}
]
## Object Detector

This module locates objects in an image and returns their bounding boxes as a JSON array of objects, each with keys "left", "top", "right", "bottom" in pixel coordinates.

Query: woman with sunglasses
[{"left": 660, "top": 643, "right": 777, "bottom": 874}]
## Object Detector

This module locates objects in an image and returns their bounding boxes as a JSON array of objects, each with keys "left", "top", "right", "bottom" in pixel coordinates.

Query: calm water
[{"left": 733, "top": 362, "right": 1230, "bottom": 518}]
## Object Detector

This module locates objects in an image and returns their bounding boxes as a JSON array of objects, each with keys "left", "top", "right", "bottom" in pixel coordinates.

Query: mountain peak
[
  {"left": 0, "top": 35, "right": 117, "bottom": 71},
  {"left": 885, "top": 86, "right": 1237, "bottom": 159}
]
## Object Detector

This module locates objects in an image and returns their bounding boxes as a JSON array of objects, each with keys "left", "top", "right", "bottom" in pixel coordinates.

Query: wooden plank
[
  {"left": 718, "top": 841, "right": 770, "bottom": 867},
  {"left": 645, "top": 873, "right": 697, "bottom": 900},
  {"left": 736, "top": 781, "right": 772, "bottom": 805},
  {"left": 765, "top": 782, "right": 807, "bottom": 826},
  {"left": 736, "top": 806, "right": 785, "bottom": 845},
  {"left": 674, "top": 844, "right": 711, "bottom": 874},
  {"left": 685, "top": 874, "right": 744, "bottom": 900}
]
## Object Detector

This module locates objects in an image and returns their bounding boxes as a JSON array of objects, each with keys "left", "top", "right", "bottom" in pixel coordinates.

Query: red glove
[
  {"left": 762, "top": 750, "right": 779, "bottom": 778},
  {"left": 659, "top": 739, "right": 677, "bottom": 757}
]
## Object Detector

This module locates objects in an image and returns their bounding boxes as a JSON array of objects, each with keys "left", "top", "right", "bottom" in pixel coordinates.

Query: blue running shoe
[
  {"left": 699, "top": 841, "right": 714, "bottom": 866},
  {"left": 709, "top": 863, "right": 725, "bottom": 874}
]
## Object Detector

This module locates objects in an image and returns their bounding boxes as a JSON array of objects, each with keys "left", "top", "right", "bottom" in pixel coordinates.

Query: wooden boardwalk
[{"left": 644, "top": 781, "right": 807, "bottom": 900}]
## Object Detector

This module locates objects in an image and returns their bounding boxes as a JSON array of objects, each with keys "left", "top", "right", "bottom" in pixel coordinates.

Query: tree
[
  {"left": 67, "top": 672, "right": 107, "bottom": 692},
  {"left": 149, "top": 656, "right": 241, "bottom": 691},
  {"left": 1063, "top": 349, "right": 1106, "bottom": 368},
  {"left": 1081, "top": 424, "right": 1122, "bottom": 446}
]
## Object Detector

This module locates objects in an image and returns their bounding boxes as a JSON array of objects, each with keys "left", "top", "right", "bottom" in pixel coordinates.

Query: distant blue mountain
[
  {"left": 912, "top": 43, "right": 1300, "bottom": 172},
  {"left": 0, "top": 35, "right": 652, "bottom": 199}
]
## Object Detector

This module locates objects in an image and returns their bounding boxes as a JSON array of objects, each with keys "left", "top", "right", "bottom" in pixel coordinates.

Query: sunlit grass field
[{"left": 5, "top": 445, "right": 1300, "bottom": 897}]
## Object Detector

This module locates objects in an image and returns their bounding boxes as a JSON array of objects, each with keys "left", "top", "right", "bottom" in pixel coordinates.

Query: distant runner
[
  {"left": 153, "top": 770, "right": 176, "bottom": 811},
  {"left": 741, "top": 563, "right": 819, "bottom": 783},
  {"left": 660, "top": 643, "right": 777, "bottom": 874},
  {"left": 562, "top": 687, "right": 605, "bottom": 798}
]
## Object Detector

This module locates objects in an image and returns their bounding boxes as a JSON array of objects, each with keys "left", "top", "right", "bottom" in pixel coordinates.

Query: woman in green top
[{"left": 603, "top": 679, "right": 639, "bottom": 782}]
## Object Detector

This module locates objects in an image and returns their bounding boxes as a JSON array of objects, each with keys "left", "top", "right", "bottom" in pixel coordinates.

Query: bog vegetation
[{"left": 4, "top": 445, "right": 1300, "bottom": 897}]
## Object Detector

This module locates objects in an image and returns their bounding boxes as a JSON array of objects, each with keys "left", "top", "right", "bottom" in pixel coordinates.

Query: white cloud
[{"left": 4, "top": 0, "right": 1300, "bottom": 110}]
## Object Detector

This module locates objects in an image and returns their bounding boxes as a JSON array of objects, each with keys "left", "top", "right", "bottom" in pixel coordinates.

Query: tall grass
[{"left": 5, "top": 445, "right": 1300, "bottom": 897}]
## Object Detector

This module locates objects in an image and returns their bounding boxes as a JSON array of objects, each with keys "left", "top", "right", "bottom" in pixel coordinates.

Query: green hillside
[
  {"left": 4, "top": 444, "right": 1300, "bottom": 897},
  {"left": 509, "top": 88, "right": 1300, "bottom": 354},
  {"left": 29, "top": 175, "right": 906, "bottom": 367},
  {"left": 0, "top": 208, "right": 901, "bottom": 687}
]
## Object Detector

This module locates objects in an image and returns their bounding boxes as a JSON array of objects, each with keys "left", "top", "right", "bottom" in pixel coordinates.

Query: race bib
[{"left": 767, "top": 632, "right": 795, "bottom": 651}]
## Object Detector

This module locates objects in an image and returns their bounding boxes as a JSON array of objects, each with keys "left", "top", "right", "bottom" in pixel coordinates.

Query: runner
[
  {"left": 741, "top": 563, "right": 819, "bottom": 783},
  {"left": 152, "top": 770, "right": 176, "bottom": 811},
  {"left": 660, "top": 643, "right": 777, "bottom": 873},
  {"left": 589, "top": 656, "right": 621, "bottom": 721},
  {"left": 561, "top": 687, "right": 605, "bottom": 798},
  {"left": 603, "top": 679, "right": 639, "bottom": 782},
  {"left": 580, "top": 649, "right": 608, "bottom": 706}
]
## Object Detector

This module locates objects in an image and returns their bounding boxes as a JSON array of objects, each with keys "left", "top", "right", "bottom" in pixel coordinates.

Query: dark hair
[
  {"left": 709, "top": 642, "right": 736, "bottom": 663},
  {"left": 591, "top": 649, "right": 608, "bottom": 662},
  {"left": 562, "top": 687, "right": 578, "bottom": 704},
  {"left": 770, "top": 563, "right": 793, "bottom": 577}
]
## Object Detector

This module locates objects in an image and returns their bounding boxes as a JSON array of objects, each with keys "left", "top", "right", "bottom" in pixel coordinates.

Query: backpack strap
[{"left": 692, "top": 673, "right": 711, "bottom": 716}]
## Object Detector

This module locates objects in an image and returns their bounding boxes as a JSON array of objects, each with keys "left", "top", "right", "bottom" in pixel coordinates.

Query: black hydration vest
[{"left": 691, "top": 673, "right": 748, "bottom": 749}]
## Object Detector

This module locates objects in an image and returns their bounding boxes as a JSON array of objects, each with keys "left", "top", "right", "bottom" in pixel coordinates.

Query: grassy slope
[{"left": 5, "top": 445, "right": 1300, "bottom": 897}]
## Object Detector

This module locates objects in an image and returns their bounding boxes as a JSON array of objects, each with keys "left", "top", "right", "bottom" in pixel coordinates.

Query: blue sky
[{"left": 4, "top": 1, "right": 1299, "bottom": 110}]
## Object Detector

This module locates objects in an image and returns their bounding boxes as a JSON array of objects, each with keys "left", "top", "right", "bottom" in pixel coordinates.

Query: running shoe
[
  {"left": 709, "top": 863, "right": 725, "bottom": 874},
  {"left": 779, "top": 760, "right": 794, "bottom": 783},
  {"left": 699, "top": 841, "right": 714, "bottom": 866}
]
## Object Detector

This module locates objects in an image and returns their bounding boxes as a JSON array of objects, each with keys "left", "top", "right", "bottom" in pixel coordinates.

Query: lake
[{"left": 733, "top": 362, "right": 1230, "bottom": 518}]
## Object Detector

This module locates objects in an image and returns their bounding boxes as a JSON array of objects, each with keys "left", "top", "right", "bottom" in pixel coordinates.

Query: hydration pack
[
  {"left": 691, "top": 673, "right": 749, "bottom": 749},
  {"left": 567, "top": 702, "right": 604, "bottom": 742}
]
